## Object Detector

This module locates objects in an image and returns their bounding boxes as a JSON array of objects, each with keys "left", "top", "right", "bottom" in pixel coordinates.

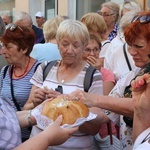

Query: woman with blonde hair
[
  {"left": 30, "top": 16, "right": 64, "bottom": 62},
  {"left": 25, "top": 19, "right": 104, "bottom": 150},
  {"left": 81, "top": 12, "right": 109, "bottom": 64}
]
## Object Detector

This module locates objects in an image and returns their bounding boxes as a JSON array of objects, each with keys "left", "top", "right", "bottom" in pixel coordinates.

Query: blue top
[{"left": 30, "top": 42, "right": 61, "bottom": 63}]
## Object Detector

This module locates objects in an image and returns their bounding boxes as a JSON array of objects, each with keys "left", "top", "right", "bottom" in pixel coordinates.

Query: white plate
[{"left": 31, "top": 103, "right": 97, "bottom": 129}]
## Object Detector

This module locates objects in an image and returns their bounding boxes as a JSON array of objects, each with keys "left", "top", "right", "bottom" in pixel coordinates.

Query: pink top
[
  {"left": 101, "top": 67, "right": 115, "bottom": 83},
  {"left": 99, "top": 67, "right": 117, "bottom": 138}
]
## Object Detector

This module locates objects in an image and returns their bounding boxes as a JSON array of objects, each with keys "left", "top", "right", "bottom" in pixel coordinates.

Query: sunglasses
[
  {"left": 6, "top": 23, "right": 23, "bottom": 31},
  {"left": 131, "top": 15, "right": 150, "bottom": 23}
]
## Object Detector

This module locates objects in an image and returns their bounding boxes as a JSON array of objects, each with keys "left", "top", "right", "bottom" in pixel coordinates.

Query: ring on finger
[{"left": 74, "top": 96, "right": 78, "bottom": 101}]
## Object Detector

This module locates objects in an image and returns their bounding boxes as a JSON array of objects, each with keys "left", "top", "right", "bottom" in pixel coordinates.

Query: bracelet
[{"left": 28, "top": 110, "right": 33, "bottom": 127}]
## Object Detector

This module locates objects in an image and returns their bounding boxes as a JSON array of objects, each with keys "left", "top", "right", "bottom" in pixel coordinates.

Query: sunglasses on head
[
  {"left": 6, "top": 23, "right": 23, "bottom": 31},
  {"left": 131, "top": 15, "right": 150, "bottom": 23}
]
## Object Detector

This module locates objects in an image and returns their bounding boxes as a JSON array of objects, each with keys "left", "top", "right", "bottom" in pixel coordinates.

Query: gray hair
[
  {"left": 56, "top": 19, "right": 89, "bottom": 46},
  {"left": 14, "top": 11, "right": 33, "bottom": 27},
  {"left": 119, "top": 1, "right": 142, "bottom": 17},
  {"left": 118, "top": 10, "right": 140, "bottom": 41},
  {"left": 101, "top": 1, "right": 120, "bottom": 23}
]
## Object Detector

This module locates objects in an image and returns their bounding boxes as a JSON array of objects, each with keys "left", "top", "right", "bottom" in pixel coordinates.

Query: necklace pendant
[{"left": 61, "top": 80, "right": 65, "bottom": 84}]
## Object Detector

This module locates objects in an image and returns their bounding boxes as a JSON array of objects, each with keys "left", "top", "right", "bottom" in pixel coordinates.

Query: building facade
[{"left": 0, "top": 0, "right": 149, "bottom": 25}]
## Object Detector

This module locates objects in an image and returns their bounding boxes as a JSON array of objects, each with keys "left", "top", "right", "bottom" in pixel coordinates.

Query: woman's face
[
  {"left": 82, "top": 39, "right": 100, "bottom": 60},
  {"left": 128, "top": 37, "right": 150, "bottom": 68},
  {"left": 58, "top": 36, "right": 84, "bottom": 65},
  {"left": 100, "top": 6, "right": 116, "bottom": 27},
  {"left": 2, "top": 42, "right": 26, "bottom": 65}
]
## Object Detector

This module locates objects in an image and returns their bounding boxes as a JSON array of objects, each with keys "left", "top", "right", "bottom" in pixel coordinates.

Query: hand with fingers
[
  {"left": 32, "top": 88, "right": 49, "bottom": 107},
  {"left": 86, "top": 56, "right": 102, "bottom": 70},
  {"left": 45, "top": 88, "right": 62, "bottom": 99},
  {"left": 67, "top": 89, "right": 96, "bottom": 107},
  {"left": 44, "top": 115, "right": 79, "bottom": 146},
  {"left": 131, "top": 73, "right": 150, "bottom": 141},
  {"left": 131, "top": 73, "right": 150, "bottom": 114}
]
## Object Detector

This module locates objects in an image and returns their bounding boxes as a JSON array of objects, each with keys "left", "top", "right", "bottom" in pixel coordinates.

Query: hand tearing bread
[{"left": 42, "top": 97, "right": 89, "bottom": 125}]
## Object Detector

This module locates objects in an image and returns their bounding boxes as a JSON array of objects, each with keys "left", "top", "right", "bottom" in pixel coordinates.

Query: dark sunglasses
[
  {"left": 131, "top": 15, "right": 150, "bottom": 23},
  {"left": 6, "top": 23, "right": 23, "bottom": 31}
]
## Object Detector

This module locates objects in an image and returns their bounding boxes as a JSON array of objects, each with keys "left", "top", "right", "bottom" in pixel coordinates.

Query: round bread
[{"left": 41, "top": 97, "right": 89, "bottom": 125}]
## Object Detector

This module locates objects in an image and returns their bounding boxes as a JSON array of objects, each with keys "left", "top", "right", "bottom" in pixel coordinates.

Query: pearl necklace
[{"left": 13, "top": 57, "right": 30, "bottom": 78}]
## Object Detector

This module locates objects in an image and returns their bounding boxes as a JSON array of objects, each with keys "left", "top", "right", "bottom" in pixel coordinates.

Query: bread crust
[{"left": 42, "top": 97, "right": 89, "bottom": 125}]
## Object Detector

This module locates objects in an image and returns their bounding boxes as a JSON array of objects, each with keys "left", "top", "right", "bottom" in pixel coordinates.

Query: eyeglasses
[
  {"left": 98, "top": 12, "right": 114, "bottom": 17},
  {"left": 131, "top": 15, "right": 150, "bottom": 23},
  {"left": 84, "top": 47, "right": 100, "bottom": 54},
  {"left": 6, "top": 24, "right": 23, "bottom": 31}
]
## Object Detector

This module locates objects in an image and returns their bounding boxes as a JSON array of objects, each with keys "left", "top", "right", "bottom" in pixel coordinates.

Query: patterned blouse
[
  {"left": 30, "top": 60, "right": 103, "bottom": 150},
  {"left": 105, "top": 63, "right": 150, "bottom": 150}
]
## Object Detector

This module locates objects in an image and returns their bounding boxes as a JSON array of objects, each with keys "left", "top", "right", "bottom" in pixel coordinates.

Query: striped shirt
[
  {"left": 0, "top": 60, "right": 40, "bottom": 141},
  {"left": 30, "top": 60, "right": 103, "bottom": 150}
]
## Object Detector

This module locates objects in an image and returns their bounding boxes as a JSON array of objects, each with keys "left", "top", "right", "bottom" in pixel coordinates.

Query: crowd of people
[{"left": 0, "top": 1, "right": 150, "bottom": 150}]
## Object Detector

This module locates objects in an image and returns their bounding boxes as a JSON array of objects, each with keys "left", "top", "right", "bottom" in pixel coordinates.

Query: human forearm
[
  {"left": 23, "top": 101, "right": 34, "bottom": 110},
  {"left": 68, "top": 90, "right": 134, "bottom": 117},
  {"left": 79, "top": 107, "right": 110, "bottom": 135},
  {"left": 16, "top": 110, "right": 36, "bottom": 128},
  {"left": 93, "top": 95, "right": 134, "bottom": 117},
  {"left": 133, "top": 112, "right": 150, "bottom": 142},
  {"left": 14, "top": 131, "right": 50, "bottom": 150}
]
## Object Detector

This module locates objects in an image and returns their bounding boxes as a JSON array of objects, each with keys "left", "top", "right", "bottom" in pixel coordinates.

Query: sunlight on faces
[{"left": 128, "top": 37, "right": 150, "bottom": 68}]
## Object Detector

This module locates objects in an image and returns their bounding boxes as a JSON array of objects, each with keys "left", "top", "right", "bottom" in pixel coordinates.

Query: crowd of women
[{"left": 0, "top": 0, "right": 150, "bottom": 150}]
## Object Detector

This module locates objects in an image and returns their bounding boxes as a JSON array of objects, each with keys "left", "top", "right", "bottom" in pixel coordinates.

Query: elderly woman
[
  {"left": 0, "top": 24, "right": 40, "bottom": 141},
  {"left": 0, "top": 16, "right": 76, "bottom": 150},
  {"left": 25, "top": 19, "right": 103, "bottom": 150},
  {"left": 104, "top": 10, "right": 139, "bottom": 81},
  {"left": 82, "top": 34, "right": 120, "bottom": 149},
  {"left": 80, "top": 12, "right": 109, "bottom": 65},
  {"left": 68, "top": 11, "right": 150, "bottom": 150},
  {"left": 98, "top": 1, "right": 120, "bottom": 41}
]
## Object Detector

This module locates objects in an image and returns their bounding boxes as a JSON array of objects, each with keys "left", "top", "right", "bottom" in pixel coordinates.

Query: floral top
[
  {"left": 108, "top": 24, "right": 119, "bottom": 41},
  {"left": 104, "top": 67, "right": 140, "bottom": 150},
  {"left": 105, "top": 63, "right": 150, "bottom": 149}
]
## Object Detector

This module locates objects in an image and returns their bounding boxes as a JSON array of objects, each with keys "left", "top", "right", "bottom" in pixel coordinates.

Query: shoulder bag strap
[
  {"left": 10, "top": 66, "right": 21, "bottom": 111},
  {"left": 123, "top": 43, "right": 132, "bottom": 71},
  {"left": 84, "top": 66, "right": 97, "bottom": 92},
  {"left": 43, "top": 60, "right": 57, "bottom": 81}
]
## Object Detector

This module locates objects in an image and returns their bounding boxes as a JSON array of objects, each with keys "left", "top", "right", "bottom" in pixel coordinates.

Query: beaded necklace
[{"left": 13, "top": 57, "right": 30, "bottom": 78}]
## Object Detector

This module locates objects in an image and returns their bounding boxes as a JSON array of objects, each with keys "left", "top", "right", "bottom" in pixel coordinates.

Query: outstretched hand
[
  {"left": 45, "top": 115, "right": 78, "bottom": 146},
  {"left": 67, "top": 89, "right": 96, "bottom": 107},
  {"left": 131, "top": 73, "right": 150, "bottom": 114}
]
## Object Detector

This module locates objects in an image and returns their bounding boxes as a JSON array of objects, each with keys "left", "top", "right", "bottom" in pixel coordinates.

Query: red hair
[
  {"left": 124, "top": 11, "right": 150, "bottom": 46},
  {"left": 0, "top": 25, "right": 35, "bottom": 56}
]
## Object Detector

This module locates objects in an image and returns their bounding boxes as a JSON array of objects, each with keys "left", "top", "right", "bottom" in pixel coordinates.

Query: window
[{"left": 76, "top": 0, "right": 106, "bottom": 20}]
